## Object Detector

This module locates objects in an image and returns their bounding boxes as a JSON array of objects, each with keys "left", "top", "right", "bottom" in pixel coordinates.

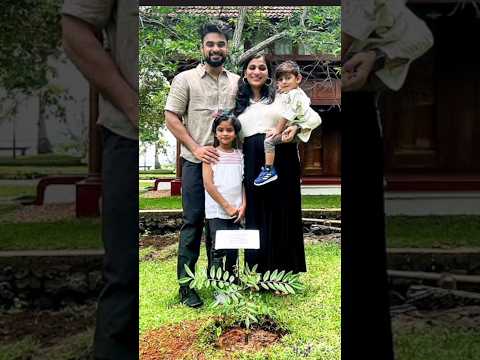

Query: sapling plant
[{"left": 179, "top": 256, "right": 303, "bottom": 343}]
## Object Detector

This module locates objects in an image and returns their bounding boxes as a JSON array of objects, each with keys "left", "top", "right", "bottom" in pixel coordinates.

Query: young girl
[
  {"left": 203, "top": 110, "right": 246, "bottom": 275},
  {"left": 254, "top": 60, "right": 322, "bottom": 186}
]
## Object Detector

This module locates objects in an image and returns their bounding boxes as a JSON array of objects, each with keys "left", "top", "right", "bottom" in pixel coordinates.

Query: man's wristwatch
[{"left": 371, "top": 48, "right": 387, "bottom": 72}]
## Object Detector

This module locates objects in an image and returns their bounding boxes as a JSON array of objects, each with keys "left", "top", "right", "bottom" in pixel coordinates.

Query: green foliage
[
  {"left": 180, "top": 261, "right": 304, "bottom": 333},
  {"left": 0, "top": 0, "right": 62, "bottom": 94},
  {"left": 139, "top": 6, "right": 341, "bottom": 149}
]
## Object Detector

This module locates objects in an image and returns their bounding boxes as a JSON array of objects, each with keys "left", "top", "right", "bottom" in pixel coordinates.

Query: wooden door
[{"left": 299, "top": 111, "right": 340, "bottom": 177}]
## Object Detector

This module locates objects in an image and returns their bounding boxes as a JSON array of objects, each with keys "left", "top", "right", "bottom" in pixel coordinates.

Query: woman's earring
[{"left": 265, "top": 77, "right": 272, "bottom": 86}]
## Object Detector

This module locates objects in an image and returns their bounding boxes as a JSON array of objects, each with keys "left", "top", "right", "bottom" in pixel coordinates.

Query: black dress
[{"left": 242, "top": 133, "right": 306, "bottom": 274}]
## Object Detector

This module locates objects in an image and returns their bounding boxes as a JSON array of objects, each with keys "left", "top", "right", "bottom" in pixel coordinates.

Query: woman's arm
[{"left": 202, "top": 162, "right": 238, "bottom": 217}]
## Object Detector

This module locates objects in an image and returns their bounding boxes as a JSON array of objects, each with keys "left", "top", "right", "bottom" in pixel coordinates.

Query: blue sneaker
[{"left": 254, "top": 166, "right": 278, "bottom": 186}]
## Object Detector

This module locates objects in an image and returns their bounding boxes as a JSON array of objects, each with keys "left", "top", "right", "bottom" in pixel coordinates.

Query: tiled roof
[{"left": 171, "top": 6, "right": 301, "bottom": 19}]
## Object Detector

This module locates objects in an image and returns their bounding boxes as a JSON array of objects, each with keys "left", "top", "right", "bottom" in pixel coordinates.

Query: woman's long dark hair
[{"left": 233, "top": 53, "right": 276, "bottom": 116}]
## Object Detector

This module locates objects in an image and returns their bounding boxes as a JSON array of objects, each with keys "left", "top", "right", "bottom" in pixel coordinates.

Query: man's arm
[
  {"left": 165, "top": 110, "right": 219, "bottom": 164},
  {"left": 61, "top": 15, "right": 138, "bottom": 128}
]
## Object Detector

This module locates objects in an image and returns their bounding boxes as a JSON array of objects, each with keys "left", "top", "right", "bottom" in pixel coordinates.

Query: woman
[{"left": 234, "top": 53, "right": 306, "bottom": 274}]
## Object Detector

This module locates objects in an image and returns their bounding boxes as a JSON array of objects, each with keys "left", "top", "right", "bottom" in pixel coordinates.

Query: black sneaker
[{"left": 179, "top": 286, "right": 203, "bottom": 308}]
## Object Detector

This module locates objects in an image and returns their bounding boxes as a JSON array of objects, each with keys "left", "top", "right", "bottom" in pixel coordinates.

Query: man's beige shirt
[
  {"left": 165, "top": 64, "right": 240, "bottom": 163},
  {"left": 62, "top": 0, "right": 138, "bottom": 140},
  {"left": 342, "top": 0, "right": 434, "bottom": 91}
]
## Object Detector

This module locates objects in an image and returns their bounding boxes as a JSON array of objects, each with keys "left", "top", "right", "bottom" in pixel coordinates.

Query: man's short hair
[
  {"left": 199, "top": 22, "right": 232, "bottom": 42},
  {"left": 275, "top": 60, "right": 301, "bottom": 79}
]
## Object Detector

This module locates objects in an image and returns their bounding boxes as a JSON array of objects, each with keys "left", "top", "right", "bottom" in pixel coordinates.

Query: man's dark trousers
[
  {"left": 94, "top": 127, "right": 138, "bottom": 360},
  {"left": 177, "top": 159, "right": 212, "bottom": 281}
]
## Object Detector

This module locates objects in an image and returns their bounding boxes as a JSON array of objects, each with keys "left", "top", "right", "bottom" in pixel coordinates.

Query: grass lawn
[
  {"left": 393, "top": 325, "right": 480, "bottom": 360},
  {"left": 139, "top": 173, "right": 175, "bottom": 180},
  {"left": 0, "top": 166, "right": 87, "bottom": 179},
  {"left": 139, "top": 195, "right": 341, "bottom": 210},
  {"left": 140, "top": 242, "right": 340, "bottom": 359},
  {"left": 0, "top": 185, "right": 37, "bottom": 198},
  {"left": 0, "top": 220, "right": 102, "bottom": 250},
  {"left": 0, "top": 154, "right": 83, "bottom": 166},
  {"left": 386, "top": 216, "right": 480, "bottom": 248}
]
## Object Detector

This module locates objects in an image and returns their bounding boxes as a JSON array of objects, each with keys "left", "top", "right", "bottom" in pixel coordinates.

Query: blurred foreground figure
[
  {"left": 62, "top": 1, "right": 139, "bottom": 359},
  {"left": 341, "top": 1, "right": 433, "bottom": 359}
]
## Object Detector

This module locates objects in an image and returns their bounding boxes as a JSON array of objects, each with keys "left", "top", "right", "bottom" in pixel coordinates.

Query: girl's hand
[
  {"left": 281, "top": 125, "right": 299, "bottom": 143},
  {"left": 225, "top": 204, "right": 239, "bottom": 218},
  {"left": 235, "top": 204, "right": 246, "bottom": 223}
]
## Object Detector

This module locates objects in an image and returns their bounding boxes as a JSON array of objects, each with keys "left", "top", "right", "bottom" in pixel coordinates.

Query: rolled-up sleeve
[
  {"left": 164, "top": 73, "right": 189, "bottom": 117},
  {"left": 342, "top": 0, "right": 377, "bottom": 41},
  {"left": 62, "top": 0, "right": 114, "bottom": 30}
]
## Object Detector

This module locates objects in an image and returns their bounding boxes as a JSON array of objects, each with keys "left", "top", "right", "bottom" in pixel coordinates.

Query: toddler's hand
[{"left": 265, "top": 128, "right": 277, "bottom": 139}]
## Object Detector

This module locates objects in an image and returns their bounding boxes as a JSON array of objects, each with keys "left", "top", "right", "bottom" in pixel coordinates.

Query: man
[
  {"left": 341, "top": 1, "right": 433, "bottom": 359},
  {"left": 165, "top": 23, "right": 240, "bottom": 308},
  {"left": 61, "top": 1, "right": 138, "bottom": 359}
]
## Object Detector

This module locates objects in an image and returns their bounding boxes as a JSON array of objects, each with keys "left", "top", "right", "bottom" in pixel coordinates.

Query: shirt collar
[{"left": 196, "top": 63, "right": 229, "bottom": 79}]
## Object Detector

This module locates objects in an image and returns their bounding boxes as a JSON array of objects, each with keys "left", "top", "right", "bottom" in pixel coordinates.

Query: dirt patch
[
  {"left": 0, "top": 203, "right": 89, "bottom": 223},
  {"left": 141, "top": 190, "right": 171, "bottom": 198},
  {"left": 0, "top": 303, "right": 96, "bottom": 347},
  {"left": 393, "top": 305, "right": 480, "bottom": 331},
  {"left": 218, "top": 327, "right": 281, "bottom": 352},
  {"left": 140, "top": 320, "right": 284, "bottom": 360},
  {"left": 140, "top": 321, "right": 205, "bottom": 360},
  {"left": 140, "top": 233, "right": 178, "bottom": 250}
]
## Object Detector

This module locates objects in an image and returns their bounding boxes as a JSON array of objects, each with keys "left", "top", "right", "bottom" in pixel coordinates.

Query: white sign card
[{"left": 214, "top": 230, "right": 260, "bottom": 250}]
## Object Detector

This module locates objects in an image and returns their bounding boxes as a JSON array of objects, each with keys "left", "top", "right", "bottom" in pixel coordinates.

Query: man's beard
[{"left": 204, "top": 53, "right": 226, "bottom": 67}]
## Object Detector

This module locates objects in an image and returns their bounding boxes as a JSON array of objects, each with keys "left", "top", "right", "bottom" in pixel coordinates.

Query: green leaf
[
  {"left": 271, "top": 269, "right": 278, "bottom": 280},
  {"left": 283, "top": 271, "right": 293, "bottom": 282},
  {"left": 260, "top": 282, "right": 269, "bottom": 290},
  {"left": 229, "top": 275, "right": 235, "bottom": 283},
  {"left": 210, "top": 266, "right": 216, "bottom": 279},
  {"left": 277, "top": 283, "right": 287, "bottom": 293},
  {"left": 263, "top": 271, "right": 270, "bottom": 282},
  {"left": 216, "top": 267, "right": 222, "bottom": 280},
  {"left": 251, "top": 264, "right": 258, "bottom": 273},
  {"left": 179, "top": 277, "right": 190, "bottom": 284},
  {"left": 218, "top": 281, "right": 224, "bottom": 289},
  {"left": 184, "top": 264, "right": 195, "bottom": 278},
  {"left": 245, "top": 317, "right": 250, "bottom": 330},
  {"left": 277, "top": 270, "right": 285, "bottom": 281},
  {"left": 285, "top": 283, "right": 295, "bottom": 294},
  {"left": 223, "top": 270, "right": 229, "bottom": 282}
]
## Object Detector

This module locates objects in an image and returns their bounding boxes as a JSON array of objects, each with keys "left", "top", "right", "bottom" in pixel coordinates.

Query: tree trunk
[
  {"left": 38, "top": 91, "right": 52, "bottom": 154},
  {"left": 154, "top": 142, "right": 161, "bottom": 169},
  {"left": 232, "top": 7, "right": 247, "bottom": 52}
]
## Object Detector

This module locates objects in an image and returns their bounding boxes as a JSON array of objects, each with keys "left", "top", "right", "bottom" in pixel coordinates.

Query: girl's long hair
[
  {"left": 233, "top": 53, "right": 275, "bottom": 116},
  {"left": 211, "top": 110, "right": 242, "bottom": 148}
]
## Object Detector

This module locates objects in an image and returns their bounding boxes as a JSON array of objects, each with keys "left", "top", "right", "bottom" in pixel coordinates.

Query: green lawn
[
  {"left": 0, "top": 220, "right": 102, "bottom": 250},
  {"left": 140, "top": 242, "right": 340, "bottom": 359},
  {"left": 139, "top": 195, "right": 341, "bottom": 210},
  {"left": 0, "top": 154, "right": 83, "bottom": 166},
  {"left": 393, "top": 325, "right": 480, "bottom": 360},
  {"left": 0, "top": 185, "right": 37, "bottom": 198},
  {"left": 139, "top": 173, "right": 175, "bottom": 180},
  {"left": 386, "top": 216, "right": 480, "bottom": 248},
  {"left": 0, "top": 166, "right": 87, "bottom": 179}
]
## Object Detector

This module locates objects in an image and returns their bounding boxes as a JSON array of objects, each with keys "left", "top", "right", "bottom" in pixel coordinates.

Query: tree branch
[
  {"left": 236, "top": 31, "right": 288, "bottom": 65},
  {"left": 232, "top": 7, "right": 248, "bottom": 51}
]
